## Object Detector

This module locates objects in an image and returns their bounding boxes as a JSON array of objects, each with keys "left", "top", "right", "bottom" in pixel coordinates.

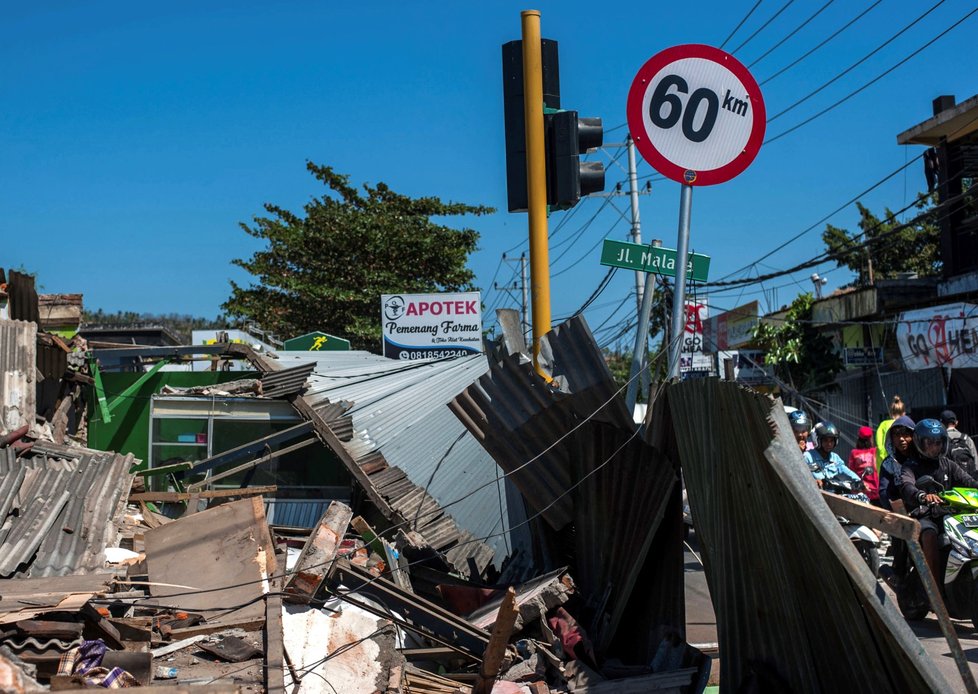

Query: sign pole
[
  {"left": 520, "top": 10, "right": 552, "bottom": 379},
  {"left": 626, "top": 239, "right": 661, "bottom": 412},
  {"left": 667, "top": 184, "right": 693, "bottom": 379}
]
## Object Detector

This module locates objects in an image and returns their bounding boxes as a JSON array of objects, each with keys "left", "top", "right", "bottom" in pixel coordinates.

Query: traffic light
[
  {"left": 501, "top": 39, "right": 560, "bottom": 213},
  {"left": 501, "top": 39, "right": 605, "bottom": 212},
  {"left": 545, "top": 110, "right": 604, "bottom": 210}
]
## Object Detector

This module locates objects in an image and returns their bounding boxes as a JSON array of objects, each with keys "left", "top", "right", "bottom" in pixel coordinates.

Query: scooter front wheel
[{"left": 858, "top": 543, "right": 880, "bottom": 578}]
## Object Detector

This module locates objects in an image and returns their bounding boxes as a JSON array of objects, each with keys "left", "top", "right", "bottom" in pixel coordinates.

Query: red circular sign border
[{"left": 627, "top": 44, "right": 766, "bottom": 186}]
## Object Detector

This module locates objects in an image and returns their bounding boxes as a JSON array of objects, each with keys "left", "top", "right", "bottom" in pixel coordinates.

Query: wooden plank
[
  {"left": 144, "top": 499, "right": 268, "bottom": 628},
  {"left": 474, "top": 587, "right": 519, "bottom": 694},
  {"left": 284, "top": 501, "right": 353, "bottom": 602},
  {"left": 264, "top": 576, "right": 285, "bottom": 694},
  {"left": 14, "top": 619, "right": 84, "bottom": 639},
  {"left": 130, "top": 486, "right": 278, "bottom": 502},
  {"left": 166, "top": 618, "right": 265, "bottom": 639}
]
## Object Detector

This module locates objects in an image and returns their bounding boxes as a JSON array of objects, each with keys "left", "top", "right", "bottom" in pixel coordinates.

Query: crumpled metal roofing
[
  {"left": 0, "top": 444, "right": 135, "bottom": 578},
  {"left": 448, "top": 316, "right": 681, "bottom": 656},
  {"left": 271, "top": 350, "right": 529, "bottom": 573},
  {"left": 0, "top": 320, "right": 36, "bottom": 435},
  {"left": 669, "top": 378, "right": 949, "bottom": 692}
]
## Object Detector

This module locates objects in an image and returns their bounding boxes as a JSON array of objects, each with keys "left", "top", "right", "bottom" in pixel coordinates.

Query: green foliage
[
  {"left": 223, "top": 163, "right": 492, "bottom": 350},
  {"left": 82, "top": 309, "right": 225, "bottom": 343},
  {"left": 752, "top": 293, "right": 843, "bottom": 395},
  {"left": 822, "top": 193, "right": 941, "bottom": 283}
]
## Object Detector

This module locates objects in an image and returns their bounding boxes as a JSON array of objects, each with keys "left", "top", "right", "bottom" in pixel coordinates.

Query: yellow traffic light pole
[{"left": 520, "top": 10, "right": 551, "bottom": 379}]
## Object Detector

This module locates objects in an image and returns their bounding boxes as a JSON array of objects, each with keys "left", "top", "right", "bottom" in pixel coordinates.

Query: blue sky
[{"left": 3, "top": 2, "right": 977, "bottom": 349}]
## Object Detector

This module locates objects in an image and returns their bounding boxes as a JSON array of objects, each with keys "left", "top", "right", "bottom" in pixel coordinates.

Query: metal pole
[
  {"left": 520, "top": 252, "right": 529, "bottom": 343},
  {"left": 627, "top": 136, "right": 644, "bottom": 315},
  {"left": 667, "top": 184, "right": 693, "bottom": 380},
  {"left": 626, "top": 240, "right": 661, "bottom": 414},
  {"left": 520, "top": 10, "right": 551, "bottom": 379}
]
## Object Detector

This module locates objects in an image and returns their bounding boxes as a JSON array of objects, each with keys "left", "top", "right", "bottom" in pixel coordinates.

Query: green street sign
[
  {"left": 283, "top": 331, "right": 351, "bottom": 351},
  {"left": 600, "top": 239, "right": 710, "bottom": 282}
]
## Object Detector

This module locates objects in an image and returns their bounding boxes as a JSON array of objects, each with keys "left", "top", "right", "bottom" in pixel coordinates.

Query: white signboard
[
  {"left": 897, "top": 302, "right": 978, "bottom": 371},
  {"left": 627, "top": 44, "right": 765, "bottom": 186},
  {"left": 381, "top": 292, "right": 482, "bottom": 360}
]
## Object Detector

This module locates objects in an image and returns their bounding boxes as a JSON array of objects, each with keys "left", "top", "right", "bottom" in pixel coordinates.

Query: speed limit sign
[{"left": 627, "top": 44, "right": 765, "bottom": 186}]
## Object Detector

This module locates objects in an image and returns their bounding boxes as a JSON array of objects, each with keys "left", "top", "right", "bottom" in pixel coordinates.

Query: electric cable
[
  {"left": 767, "top": 0, "right": 948, "bottom": 123},
  {"left": 731, "top": 0, "right": 796, "bottom": 56},
  {"left": 720, "top": 1, "right": 764, "bottom": 50},
  {"left": 747, "top": 0, "right": 836, "bottom": 69}
]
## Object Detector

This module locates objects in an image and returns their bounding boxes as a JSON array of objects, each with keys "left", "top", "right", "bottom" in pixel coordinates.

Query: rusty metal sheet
[{"left": 668, "top": 378, "right": 950, "bottom": 692}]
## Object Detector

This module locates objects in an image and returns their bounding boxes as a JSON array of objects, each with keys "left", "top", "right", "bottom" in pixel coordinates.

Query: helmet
[
  {"left": 913, "top": 418, "right": 948, "bottom": 460},
  {"left": 813, "top": 422, "right": 840, "bottom": 447},
  {"left": 788, "top": 410, "right": 811, "bottom": 434}
]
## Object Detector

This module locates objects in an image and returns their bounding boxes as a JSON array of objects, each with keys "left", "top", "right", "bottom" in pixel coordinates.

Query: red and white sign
[
  {"left": 627, "top": 44, "right": 765, "bottom": 186},
  {"left": 897, "top": 302, "right": 978, "bottom": 371}
]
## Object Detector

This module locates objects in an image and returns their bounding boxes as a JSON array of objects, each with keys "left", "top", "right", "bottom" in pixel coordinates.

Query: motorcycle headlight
[{"left": 966, "top": 538, "right": 978, "bottom": 557}]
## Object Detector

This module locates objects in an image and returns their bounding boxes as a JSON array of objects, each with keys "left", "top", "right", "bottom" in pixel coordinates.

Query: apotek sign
[
  {"left": 627, "top": 44, "right": 765, "bottom": 185},
  {"left": 381, "top": 292, "right": 482, "bottom": 360}
]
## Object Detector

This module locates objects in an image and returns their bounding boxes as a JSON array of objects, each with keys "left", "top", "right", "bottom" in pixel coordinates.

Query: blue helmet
[
  {"left": 788, "top": 410, "right": 810, "bottom": 434},
  {"left": 913, "top": 418, "right": 948, "bottom": 460}
]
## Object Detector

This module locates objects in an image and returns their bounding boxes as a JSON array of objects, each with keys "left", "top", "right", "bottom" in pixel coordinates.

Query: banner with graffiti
[
  {"left": 896, "top": 302, "right": 978, "bottom": 371},
  {"left": 680, "top": 300, "right": 714, "bottom": 374}
]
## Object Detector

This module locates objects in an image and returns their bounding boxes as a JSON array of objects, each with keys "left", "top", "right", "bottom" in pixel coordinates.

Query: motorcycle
[
  {"left": 894, "top": 475, "right": 978, "bottom": 628},
  {"left": 822, "top": 474, "right": 881, "bottom": 576}
]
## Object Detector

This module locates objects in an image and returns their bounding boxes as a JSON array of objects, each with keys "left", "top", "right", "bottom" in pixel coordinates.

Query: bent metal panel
[{"left": 381, "top": 292, "right": 483, "bottom": 360}]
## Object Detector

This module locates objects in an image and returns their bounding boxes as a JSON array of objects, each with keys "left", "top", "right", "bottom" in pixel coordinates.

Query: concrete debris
[{"left": 2, "top": 289, "right": 721, "bottom": 693}]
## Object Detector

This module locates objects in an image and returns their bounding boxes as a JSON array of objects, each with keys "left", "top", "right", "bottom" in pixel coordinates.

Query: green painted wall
[{"left": 87, "top": 371, "right": 258, "bottom": 469}]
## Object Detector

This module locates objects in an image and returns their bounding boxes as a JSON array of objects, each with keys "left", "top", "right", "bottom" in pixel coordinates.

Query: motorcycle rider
[
  {"left": 900, "top": 418, "right": 978, "bottom": 582},
  {"left": 805, "top": 421, "right": 869, "bottom": 503},
  {"left": 789, "top": 410, "right": 813, "bottom": 453},
  {"left": 878, "top": 415, "right": 916, "bottom": 511}
]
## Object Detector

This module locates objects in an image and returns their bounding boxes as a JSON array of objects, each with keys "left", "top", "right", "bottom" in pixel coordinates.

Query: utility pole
[
  {"left": 520, "top": 11, "right": 551, "bottom": 378},
  {"left": 626, "top": 136, "right": 645, "bottom": 316},
  {"left": 496, "top": 253, "right": 529, "bottom": 342}
]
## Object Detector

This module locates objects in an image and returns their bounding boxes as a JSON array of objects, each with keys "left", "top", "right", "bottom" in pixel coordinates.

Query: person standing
[
  {"left": 876, "top": 395, "right": 906, "bottom": 470},
  {"left": 848, "top": 425, "right": 880, "bottom": 505},
  {"left": 940, "top": 409, "right": 978, "bottom": 477}
]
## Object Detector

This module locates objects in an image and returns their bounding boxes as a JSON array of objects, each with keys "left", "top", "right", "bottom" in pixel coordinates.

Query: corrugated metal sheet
[
  {"left": 668, "top": 378, "right": 949, "bottom": 692},
  {"left": 0, "top": 445, "right": 135, "bottom": 578},
  {"left": 5, "top": 271, "right": 39, "bottom": 324},
  {"left": 265, "top": 498, "right": 344, "bottom": 528},
  {"left": 0, "top": 320, "right": 36, "bottom": 435},
  {"left": 448, "top": 315, "right": 681, "bottom": 656},
  {"left": 273, "top": 350, "right": 521, "bottom": 574},
  {"left": 261, "top": 362, "right": 314, "bottom": 399}
]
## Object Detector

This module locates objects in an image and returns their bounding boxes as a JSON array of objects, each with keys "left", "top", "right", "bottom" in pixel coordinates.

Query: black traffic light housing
[
  {"left": 545, "top": 110, "right": 604, "bottom": 210},
  {"left": 501, "top": 39, "right": 604, "bottom": 213}
]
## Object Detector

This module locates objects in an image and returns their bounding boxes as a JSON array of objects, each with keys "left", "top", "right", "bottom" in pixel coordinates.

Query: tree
[
  {"left": 822, "top": 193, "right": 941, "bottom": 284},
  {"left": 223, "top": 163, "right": 493, "bottom": 350},
  {"left": 752, "top": 292, "right": 843, "bottom": 396}
]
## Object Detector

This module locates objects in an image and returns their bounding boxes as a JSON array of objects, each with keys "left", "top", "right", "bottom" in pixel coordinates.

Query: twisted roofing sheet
[
  {"left": 0, "top": 445, "right": 135, "bottom": 578},
  {"left": 272, "top": 350, "right": 526, "bottom": 572}
]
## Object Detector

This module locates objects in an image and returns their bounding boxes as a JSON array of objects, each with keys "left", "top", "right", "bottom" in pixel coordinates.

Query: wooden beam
[
  {"left": 284, "top": 501, "right": 353, "bottom": 603},
  {"left": 264, "top": 576, "right": 285, "bottom": 694},
  {"left": 129, "top": 486, "right": 277, "bottom": 502},
  {"left": 474, "top": 587, "right": 519, "bottom": 694}
]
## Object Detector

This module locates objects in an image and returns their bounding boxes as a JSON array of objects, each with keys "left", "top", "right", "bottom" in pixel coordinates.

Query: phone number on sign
[{"left": 398, "top": 349, "right": 472, "bottom": 360}]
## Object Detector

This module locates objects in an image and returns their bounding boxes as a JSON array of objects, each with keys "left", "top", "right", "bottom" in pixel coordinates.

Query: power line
[
  {"left": 720, "top": 1, "right": 764, "bottom": 50},
  {"left": 731, "top": 0, "right": 796, "bottom": 56},
  {"left": 766, "top": 4, "right": 978, "bottom": 144},
  {"left": 767, "top": 0, "right": 948, "bottom": 124},
  {"left": 760, "top": 0, "right": 883, "bottom": 86},
  {"left": 747, "top": 0, "right": 836, "bottom": 69}
]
